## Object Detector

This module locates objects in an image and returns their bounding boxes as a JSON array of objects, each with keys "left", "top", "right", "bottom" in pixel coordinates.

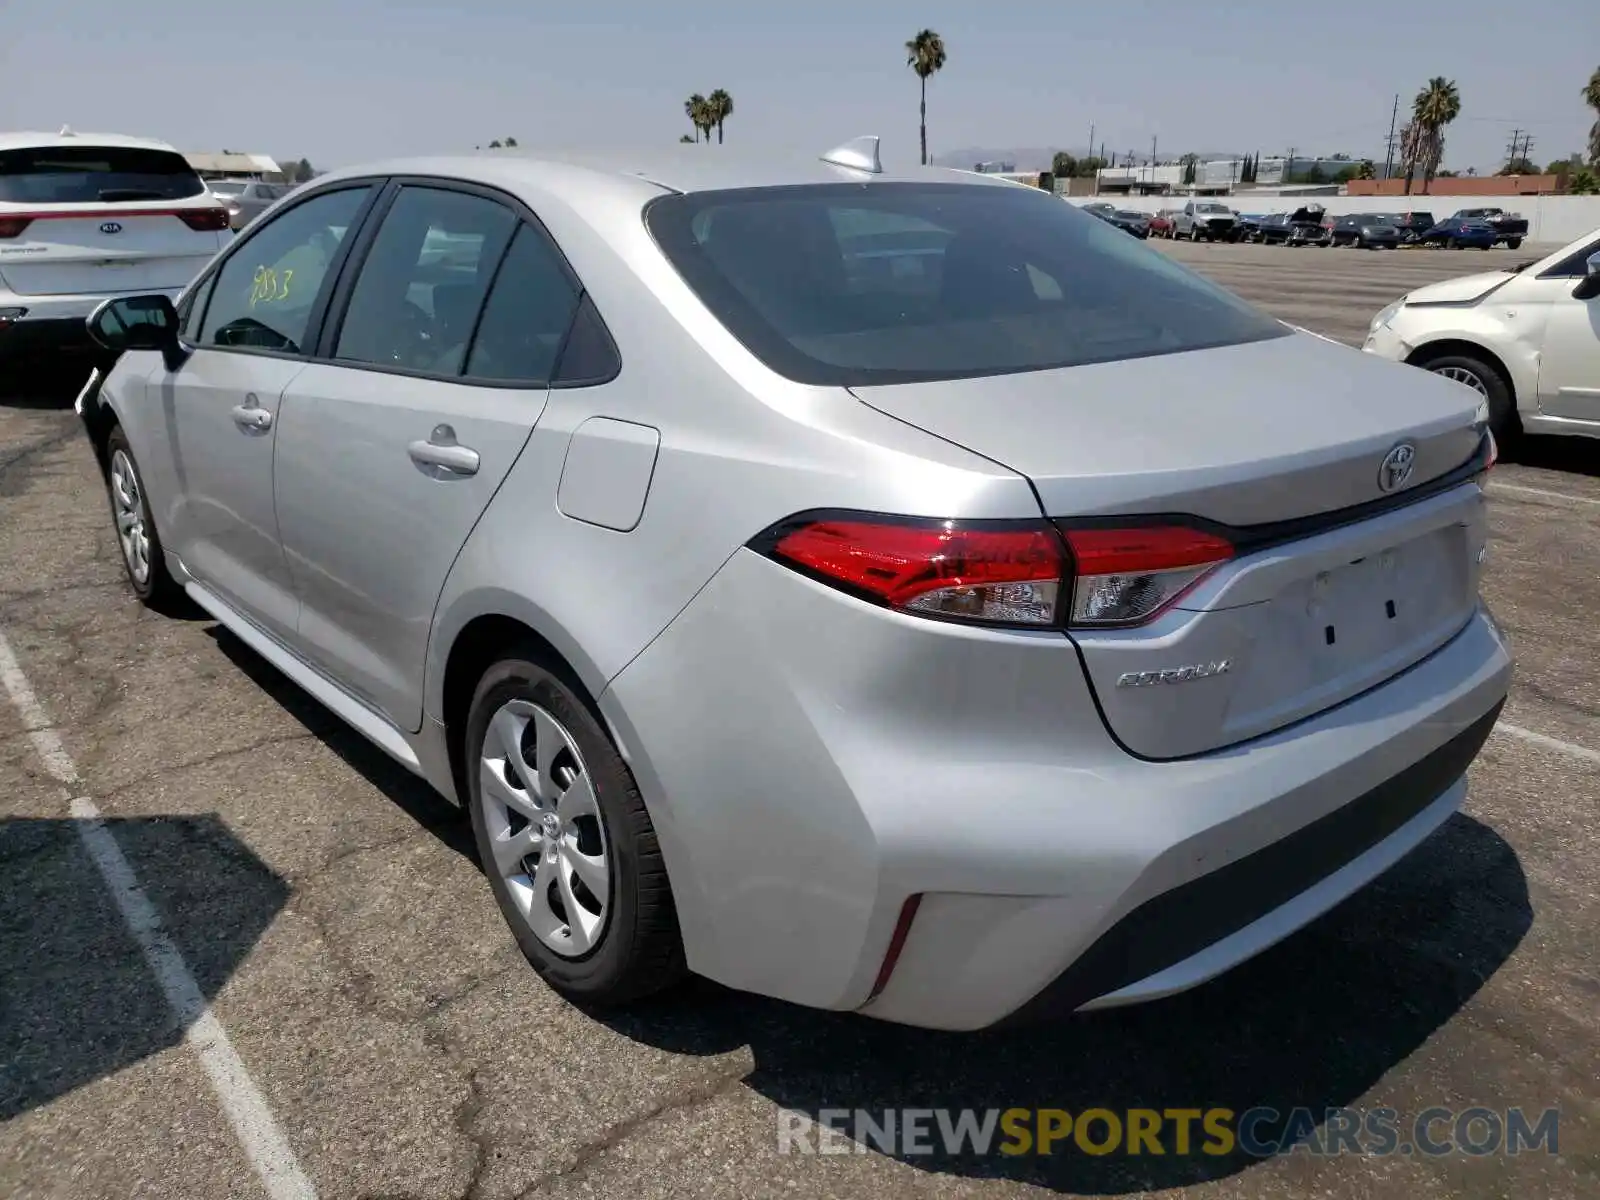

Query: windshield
[
  {"left": 1195, "top": 204, "right": 1230, "bottom": 213},
  {"left": 1115, "top": 210, "right": 1144, "bottom": 220},
  {"left": 0, "top": 145, "right": 206, "bottom": 203},
  {"left": 645, "top": 182, "right": 1288, "bottom": 387}
]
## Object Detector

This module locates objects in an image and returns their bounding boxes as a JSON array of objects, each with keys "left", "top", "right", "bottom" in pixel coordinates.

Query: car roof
[
  {"left": 308, "top": 143, "right": 1024, "bottom": 209},
  {"left": 0, "top": 130, "right": 184, "bottom": 153}
]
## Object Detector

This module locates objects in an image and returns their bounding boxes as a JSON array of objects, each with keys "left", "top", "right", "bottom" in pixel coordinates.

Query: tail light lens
[
  {"left": 1061, "top": 526, "right": 1234, "bottom": 625},
  {"left": 178, "top": 207, "right": 232, "bottom": 232},
  {"left": 756, "top": 514, "right": 1235, "bottom": 630},
  {"left": 0, "top": 217, "right": 33, "bottom": 239},
  {"left": 768, "top": 517, "right": 1065, "bottom": 626}
]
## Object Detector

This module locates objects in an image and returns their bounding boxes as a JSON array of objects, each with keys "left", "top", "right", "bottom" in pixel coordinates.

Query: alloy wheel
[
  {"left": 1432, "top": 365, "right": 1488, "bottom": 396},
  {"left": 109, "top": 449, "right": 151, "bottom": 586},
  {"left": 478, "top": 699, "right": 611, "bottom": 958}
]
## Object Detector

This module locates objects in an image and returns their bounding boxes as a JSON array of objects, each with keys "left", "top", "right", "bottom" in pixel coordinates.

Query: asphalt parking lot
[{"left": 2, "top": 244, "right": 1596, "bottom": 1200}]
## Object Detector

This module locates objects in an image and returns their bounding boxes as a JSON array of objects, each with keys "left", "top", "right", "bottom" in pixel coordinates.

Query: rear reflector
[
  {"left": 866, "top": 895, "right": 923, "bottom": 1002},
  {"left": 0, "top": 217, "right": 32, "bottom": 239},
  {"left": 1061, "top": 526, "right": 1234, "bottom": 626},
  {"left": 769, "top": 517, "right": 1065, "bottom": 626}
]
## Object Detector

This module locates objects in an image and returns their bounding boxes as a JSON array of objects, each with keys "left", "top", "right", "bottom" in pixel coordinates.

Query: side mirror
[
  {"left": 86, "top": 294, "right": 185, "bottom": 366},
  {"left": 1573, "top": 251, "right": 1600, "bottom": 301}
]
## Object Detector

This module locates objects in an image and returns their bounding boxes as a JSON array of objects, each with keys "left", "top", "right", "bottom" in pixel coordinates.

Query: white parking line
[
  {"left": 0, "top": 628, "right": 316, "bottom": 1200},
  {"left": 1491, "top": 482, "right": 1600, "bottom": 507},
  {"left": 1495, "top": 721, "right": 1600, "bottom": 766}
]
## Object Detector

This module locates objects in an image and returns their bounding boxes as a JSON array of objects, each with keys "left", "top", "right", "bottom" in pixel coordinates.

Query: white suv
[{"left": 0, "top": 130, "right": 232, "bottom": 362}]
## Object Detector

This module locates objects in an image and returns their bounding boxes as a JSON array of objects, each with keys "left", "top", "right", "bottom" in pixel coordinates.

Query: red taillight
[
  {"left": 177, "top": 207, "right": 231, "bottom": 232},
  {"left": 759, "top": 514, "right": 1236, "bottom": 630},
  {"left": 1061, "top": 526, "right": 1234, "bottom": 626},
  {"left": 0, "top": 217, "right": 32, "bottom": 239},
  {"left": 768, "top": 516, "right": 1066, "bottom": 626}
]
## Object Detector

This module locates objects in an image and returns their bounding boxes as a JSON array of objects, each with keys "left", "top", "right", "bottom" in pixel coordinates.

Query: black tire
[
  {"left": 464, "top": 652, "right": 686, "bottom": 1007},
  {"left": 1417, "top": 351, "right": 1519, "bottom": 445},
  {"left": 102, "top": 426, "right": 183, "bottom": 609},
  {"left": 1506, "top": 238, "right": 1522, "bottom": 250}
]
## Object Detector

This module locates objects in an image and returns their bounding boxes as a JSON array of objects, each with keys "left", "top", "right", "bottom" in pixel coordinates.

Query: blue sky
[{"left": 8, "top": 1, "right": 1596, "bottom": 174}]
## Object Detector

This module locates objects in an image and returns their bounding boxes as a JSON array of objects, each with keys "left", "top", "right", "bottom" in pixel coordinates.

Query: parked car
[
  {"left": 1417, "top": 218, "right": 1498, "bottom": 250},
  {"left": 1365, "top": 225, "right": 1600, "bottom": 443},
  {"left": 1448, "top": 207, "right": 1527, "bottom": 250},
  {"left": 1235, "top": 213, "right": 1269, "bottom": 242},
  {"left": 1173, "top": 200, "right": 1239, "bottom": 241},
  {"left": 1258, "top": 206, "right": 1331, "bottom": 246},
  {"left": 1390, "top": 211, "right": 1436, "bottom": 244},
  {"left": 1331, "top": 213, "right": 1402, "bottom": 250},
  {"left": 0, "top": 130, "right": 232, "bottom": 363},
  {"left": 1108, "top": 209, "right": 1152, "bottom": 238},
  {"left": 207, "top": 179, "right": 291, "bottom": 230},
  {"left": 76, "top": 142, "right": 1510, "bottom": 1031},
  {"left": 1148, "top": 209, "right": 1178, "bottom": 238}
]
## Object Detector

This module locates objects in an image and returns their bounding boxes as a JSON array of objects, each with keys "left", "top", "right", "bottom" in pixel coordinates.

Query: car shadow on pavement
[
  {"left": 0, "top": 359, "right": 97, "bottom": 408},
  {"left": 204, "top": 625, "right": 478, "bottom": 863},
  {"left": 0, "top": 813, "right": 289, "bottom": 1120},
  {"left": 1506, "top": 434, "right": 1600, "bottom": 479},
  {"left": 599, "top": 812, "right": 1530, "bottom": 1194}
]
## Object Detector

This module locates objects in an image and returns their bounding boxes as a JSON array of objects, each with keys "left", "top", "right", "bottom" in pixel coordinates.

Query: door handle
[
  {"left": 231, "top": 395, "right": 273, "bottom": 432},
  {"left": 408, "top": 424, "right": 480, "bottom": 477}
]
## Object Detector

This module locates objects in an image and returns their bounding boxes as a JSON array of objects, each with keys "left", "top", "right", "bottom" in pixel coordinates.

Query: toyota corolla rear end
[{"left": 605, "top": 176, "right": 1512, "bottom": 1031}]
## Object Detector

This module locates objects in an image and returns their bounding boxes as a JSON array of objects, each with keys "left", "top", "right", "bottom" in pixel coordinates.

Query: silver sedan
[{"left": 77, "top": 138, "right": 1510, "bottom": 1030}]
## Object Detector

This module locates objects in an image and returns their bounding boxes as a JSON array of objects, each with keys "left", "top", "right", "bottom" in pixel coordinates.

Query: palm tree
[
  {"left": 905, "top": 29, "right": 947, "bottom": 166},
  {"left": 1410, "top": 76, "right": 1461, "bottom": 193},
  {"left": 708, "top": 89, "right": 733, "bottom": 144},
  {"left": 685, "top": 93, "right": 707, "bottom": 143},
  {"left": 1584, "top": 66, "right": 1600, "bottom": 168}
]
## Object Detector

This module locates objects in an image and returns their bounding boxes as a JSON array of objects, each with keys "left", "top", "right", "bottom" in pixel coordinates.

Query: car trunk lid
[
  {"left": 0, "top": 206, "right": 225, "bottom": 295},
  {"left": 851, "top": 332, "right": 1490, "bottom": 758}
]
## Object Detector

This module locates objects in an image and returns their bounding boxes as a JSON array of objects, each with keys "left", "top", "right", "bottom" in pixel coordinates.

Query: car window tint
[
  {"left": 199, "top": 186, "right": 369, "bottom": 353},
  {"left": 0, "top": 145, "right": 206, "bottom": 203},
  {"left": 647, "top": 183, "right": 1286, "bottom": 387},
  {"left": 335, "top": 187, "right": 517, "bottom": 376},
  {"left": 463, "top": 223, "right": 581, "bottom": 382}
]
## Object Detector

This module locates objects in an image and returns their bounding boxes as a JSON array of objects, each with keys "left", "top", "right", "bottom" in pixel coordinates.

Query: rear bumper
[{"left": 602, "top": 542, "right": 1513, "bottom": 1031}]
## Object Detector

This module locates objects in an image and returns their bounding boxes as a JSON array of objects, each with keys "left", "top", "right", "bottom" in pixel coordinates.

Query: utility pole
[
  {"left": 1519, "top": 133, "right": 1535, "bottom": 170},
  {"left": 1087, "top": 122, "right": 1095, "bottom": 162},
  {"left": 1285, "top": 146, "right": 1296, "bottom": 185},
  {"left": 1382, "top": 93, "right": 1399, "bottom": 179}
]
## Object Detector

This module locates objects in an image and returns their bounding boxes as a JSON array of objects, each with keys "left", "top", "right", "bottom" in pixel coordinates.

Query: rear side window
[
  {"left": 335, "top": 187, "right": 517, "bottom": 376},
  {"left": 647, "top": 183, "right": 1286, "bottom": 386},
  {"left": 464, "top": 223, "right": 581, "bottom": 382},
  {"left": 0, "top": 145, "right": 206, "bottom": 204}
]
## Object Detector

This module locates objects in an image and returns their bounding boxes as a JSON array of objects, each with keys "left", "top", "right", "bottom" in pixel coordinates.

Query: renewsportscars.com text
[{"left": 777, "top": 1106, "right": 1560, "bottom": 1158}]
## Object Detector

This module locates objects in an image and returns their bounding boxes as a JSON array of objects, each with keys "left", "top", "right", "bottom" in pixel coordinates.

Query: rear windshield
[
  {"left": 644, "top": 183, "right": 1287, "bottom": 386},
  {"left": 0, "top": 145, "right": 206, "bottom": 204},
  {"left": 207, "top": 180, "right": 247, "bottom": 196}
]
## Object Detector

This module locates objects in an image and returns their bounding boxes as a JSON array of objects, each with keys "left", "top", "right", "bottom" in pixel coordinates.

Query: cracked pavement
[{"left": 1, "top": 245, "right": 1596, "bottom": 1199}]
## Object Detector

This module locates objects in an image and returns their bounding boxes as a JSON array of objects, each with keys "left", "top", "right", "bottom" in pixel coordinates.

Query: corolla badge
[
  {"left": 99, "top": 221, "right": 123, "bottom": 234},
  {"left": 1378, "top": 442, "right": 1417, "bottom": 493},
  {"left": 1117, "top": 661, "right": 1232, "bottom": 688}
]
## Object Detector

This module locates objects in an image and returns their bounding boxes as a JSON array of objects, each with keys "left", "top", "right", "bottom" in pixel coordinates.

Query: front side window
[
  {"left": 199, "top": 186, "right": 371, "bottom": 353},
  {"left": 334, "top": 187, "right": 517, "bottom": 375},
  {"left": 0, "top": 145, "right": 206, "bottom": 203},
  {"left": 646, "top": 184, "right": 1287, "bottom": 387}
]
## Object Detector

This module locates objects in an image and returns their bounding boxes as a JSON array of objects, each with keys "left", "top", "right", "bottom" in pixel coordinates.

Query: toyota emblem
[
  {"left": 99, "top": 221, "right": 123, "bottom": 235},
  {"left": 1378, "top": 443, "right": 1417, "bottom": 493}
]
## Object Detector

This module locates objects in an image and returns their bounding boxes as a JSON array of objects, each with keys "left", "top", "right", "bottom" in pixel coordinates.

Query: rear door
[
  {"left": 273, "top": 182, "right": 585, "bottom": 729},
  {"left": 0, "top": 143, "right": 229, "bottom": 296}
]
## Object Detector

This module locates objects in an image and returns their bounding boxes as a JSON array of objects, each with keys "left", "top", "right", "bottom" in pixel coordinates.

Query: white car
[
  {"left": 1364, "top": 227, "right": 1600, "bottom": 443},
  {"left": 0, "top": 129, "right": 232, "bottom": 363}
]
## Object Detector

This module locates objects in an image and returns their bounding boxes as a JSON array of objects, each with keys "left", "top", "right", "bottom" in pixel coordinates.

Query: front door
[
  {"left": 155, "top": 184, "right": 376, "bottom": 640},
  {"left": 1537, "top": 259, "right": 1600, "bottom": 425},
  {"left": 274, "top": 187, "right": 583, "bottom": 729}
]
